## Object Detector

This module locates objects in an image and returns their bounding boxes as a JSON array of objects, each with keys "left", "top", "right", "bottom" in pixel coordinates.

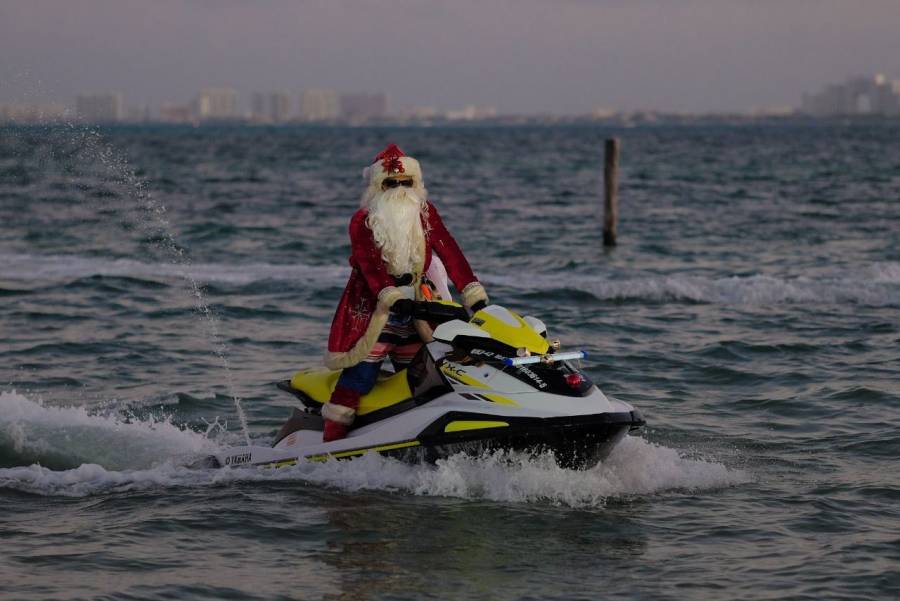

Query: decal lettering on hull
[
  {"left": 224, "top": 452, "right": 252, "bottom": 466},
  {"left": 517, "top": 366, "right": 548, "bottom": 389}
]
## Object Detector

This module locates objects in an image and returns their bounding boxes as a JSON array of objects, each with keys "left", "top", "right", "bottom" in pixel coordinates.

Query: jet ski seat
[
  {"left": 281, "top": 368, "right": 414, "bottom": 416},
  {"left": 272, "top": 368, "right": 419, "bottom": 446},
  {"left": 273, "top": 345, "right": 452, "bottom": 446}
]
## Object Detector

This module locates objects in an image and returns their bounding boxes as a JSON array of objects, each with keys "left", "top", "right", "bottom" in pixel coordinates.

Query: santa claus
[{"left": 321, "top": 144, "right": 488, "bottom": 441}]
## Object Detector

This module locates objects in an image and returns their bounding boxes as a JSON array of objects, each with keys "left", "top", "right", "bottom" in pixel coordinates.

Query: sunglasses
[{"left": 383, "top": 178, "right": 414, "bottom": 188}]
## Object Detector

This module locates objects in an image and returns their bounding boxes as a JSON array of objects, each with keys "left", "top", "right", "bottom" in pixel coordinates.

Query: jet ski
[{"left": 199, "top": 301, "right": 644, "bottom": 471}]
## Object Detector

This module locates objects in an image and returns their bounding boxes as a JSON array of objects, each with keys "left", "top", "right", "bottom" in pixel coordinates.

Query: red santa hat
[{"left": 362, "top": 143, "right": 424, "bottom": 190}]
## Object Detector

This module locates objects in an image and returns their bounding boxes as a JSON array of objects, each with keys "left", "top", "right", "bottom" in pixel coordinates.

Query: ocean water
[{"left": 0, "top": 123, "right": 898, "bottom": 600}]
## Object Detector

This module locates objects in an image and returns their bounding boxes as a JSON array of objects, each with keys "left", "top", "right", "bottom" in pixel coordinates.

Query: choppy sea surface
[{"left": 0, "top": 123, "right": 898, "bottom": 600}]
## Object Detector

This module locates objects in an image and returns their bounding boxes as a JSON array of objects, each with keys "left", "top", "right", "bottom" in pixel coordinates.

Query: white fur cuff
[
  {"left": 322, "top": 402, "right": 356, "bottom": 425},
  {"left": 461, "top": 282, "right": 488, "bottom": 308},
  {"left": 377, "top": 286, "right": 405, "bottom": 309}
]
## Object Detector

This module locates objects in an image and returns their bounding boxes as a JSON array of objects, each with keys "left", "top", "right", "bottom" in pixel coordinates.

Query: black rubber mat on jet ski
[{"left": 271, "top": 407, "right": 324, "bottom": 446}]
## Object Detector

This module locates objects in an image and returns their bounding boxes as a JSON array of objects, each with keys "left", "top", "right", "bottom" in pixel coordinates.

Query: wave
[
  {"left": 0, "top": 391, "right": 217, "bottom": 471},
  {"left": 0, "top": 440, "right": 747, "bottom": 505},
  {"left": 282, "top": 438, "right": 749, "bottom": 506},
  {"left": 492, "top": 263, "right": 900, "bottom": 307},
  {"left": 0, "top": 253, "right": 348, "bottom": 287},
  {"left": 0, "top": 392, "right": 747, "bottom": 505},
  {"left": 2, "top": 252, "right": 897, "bottom": 307}
]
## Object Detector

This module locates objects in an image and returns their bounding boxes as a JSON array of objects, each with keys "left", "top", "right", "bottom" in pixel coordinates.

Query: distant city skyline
[
  {"left": 4, "top": 74, "right": 900, "bottom": 126},
  {"left": 803, "top": 74, "right": 900, "bottom": 116},
  {"left": 2, "top": 1, "right": 899, "bottom": 114}
]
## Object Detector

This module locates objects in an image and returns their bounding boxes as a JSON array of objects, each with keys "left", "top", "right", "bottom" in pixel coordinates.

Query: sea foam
[
  {"left": 285, "top": 437, "right": 749, "bottom": 507},
  {"left": 0, "top": 392, "right": 747, "bottom": 505},
  {"left": 2, "top": 252, "right": 896, "bottom": 307},
  {"left": 488, "top": 264, "right": 900, "bottom": 307},
  {"left": 0, "top": 391, "right": 217, "bottom": 471}
]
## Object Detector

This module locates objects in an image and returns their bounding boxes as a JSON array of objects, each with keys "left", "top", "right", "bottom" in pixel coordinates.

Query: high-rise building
[
  {"left": 76, "top": 93, "right": 124, "bottom": 122},
  {"left": 445, "top": 105, "right": 498, "bottom": 121},
  {"left": 252, "top": 92, "right": 292, "bottom": 123},
  {"left": 397, "top": 106, "right": 438, "bottom": 122},
  {"left": 195, "top": 88, "right": 238, "bottom": 120},
  {"left": 0, "top": 103, "right": 67, "bottom": 124},
  {"left": 160, "top": 103, "right": 194, "bottom": 124},
  {"left": 300, "top": 89, "right": 340, "bottom": 122},
  {"left": 339, "top": 93, "right": 389, "bottom": 122},
  {"left": 125, "top": 104, "right": 152, "bottom": 123},
  {"left": 802, "top": 74, "right": 900, "bottom": 116}
]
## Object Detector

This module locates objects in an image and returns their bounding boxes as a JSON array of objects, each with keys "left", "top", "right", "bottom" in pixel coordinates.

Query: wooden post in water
[{"left": 603, "top": 138, "right": 620, "bottom": 247}]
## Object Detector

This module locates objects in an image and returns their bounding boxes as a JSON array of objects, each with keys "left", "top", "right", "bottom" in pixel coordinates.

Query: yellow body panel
[
  {"left": 443, "top": 420, "right": 509, "bottom": 433},
  {"left": 260, "top": 440, "right": 421, "bottom": 468},
  {"left": 261, "top": 458, "right": 299, "bottom": 469},
  {"left": 289, "top": 368, "right": 413, "bottom": 415},
  {"left": 473, "top": 309, "right": 549, "bottom": 355},
  {"left": 307, "top": 440, "right": 420, "bottom": 462},
  {"left": 481, "top": 393, "right": 519, "bottom": 407},
  {"left": 439, "top": 365, "right": 487, "bottom": 388},
  {"left": 290, "top": 369, "right": 340, "bottom": 403}
]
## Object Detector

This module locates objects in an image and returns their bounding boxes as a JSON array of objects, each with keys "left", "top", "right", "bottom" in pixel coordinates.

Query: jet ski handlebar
[{"left": 408, "top": 301, "right": 472, "bottom": 323}]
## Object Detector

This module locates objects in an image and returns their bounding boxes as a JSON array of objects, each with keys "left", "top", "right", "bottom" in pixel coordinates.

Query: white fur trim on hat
[{"left": 367, "top": 156, "right": 423, "bottom": 188}]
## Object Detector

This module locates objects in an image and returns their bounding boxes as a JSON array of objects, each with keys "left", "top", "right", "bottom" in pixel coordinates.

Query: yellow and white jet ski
[{"left": 202, "top": 302, "right": 644, "bottom": 471}]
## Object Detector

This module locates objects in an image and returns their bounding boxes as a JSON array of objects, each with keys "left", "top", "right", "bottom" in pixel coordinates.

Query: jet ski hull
[{"left": 197, "top": 407, "right": 644, "bottom": 471}]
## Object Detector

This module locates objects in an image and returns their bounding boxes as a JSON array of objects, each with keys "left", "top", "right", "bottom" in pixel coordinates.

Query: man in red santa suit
[{"left": 321, "top": 144, "right": 488, "bottom": 442}]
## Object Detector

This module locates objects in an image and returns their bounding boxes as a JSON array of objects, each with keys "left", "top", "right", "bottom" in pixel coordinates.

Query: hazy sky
[{"left": 2, "top": 0, "right": 899, "bottom": 114}]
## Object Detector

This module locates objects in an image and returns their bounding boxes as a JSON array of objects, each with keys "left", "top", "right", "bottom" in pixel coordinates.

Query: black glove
[
  {"left": 393, "top": 273, "right": 414, "bottom": 286},
  {"left": 391, "top": 298, "right": 416, "bottom": 317},
  {"left": 470, "top": 300, "right": 487, "bottom": 313}
]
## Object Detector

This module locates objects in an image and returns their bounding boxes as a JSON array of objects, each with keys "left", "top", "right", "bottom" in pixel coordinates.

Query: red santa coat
[{"left": 325, "top": 201, "right": 487, "bottom": 369}]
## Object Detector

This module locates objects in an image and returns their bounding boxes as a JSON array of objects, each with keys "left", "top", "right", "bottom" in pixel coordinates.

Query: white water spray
[
  {"left": 0, "top": 391, "right": 217, "bottom": 471},
  {"left": 55, "top": 124, "right": 253, "bottom": 446}
]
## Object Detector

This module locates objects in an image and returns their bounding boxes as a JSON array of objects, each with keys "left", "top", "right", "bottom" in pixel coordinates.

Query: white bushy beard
[{"left": 366, "top": 186, "right": 427, "bottom": 276}]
